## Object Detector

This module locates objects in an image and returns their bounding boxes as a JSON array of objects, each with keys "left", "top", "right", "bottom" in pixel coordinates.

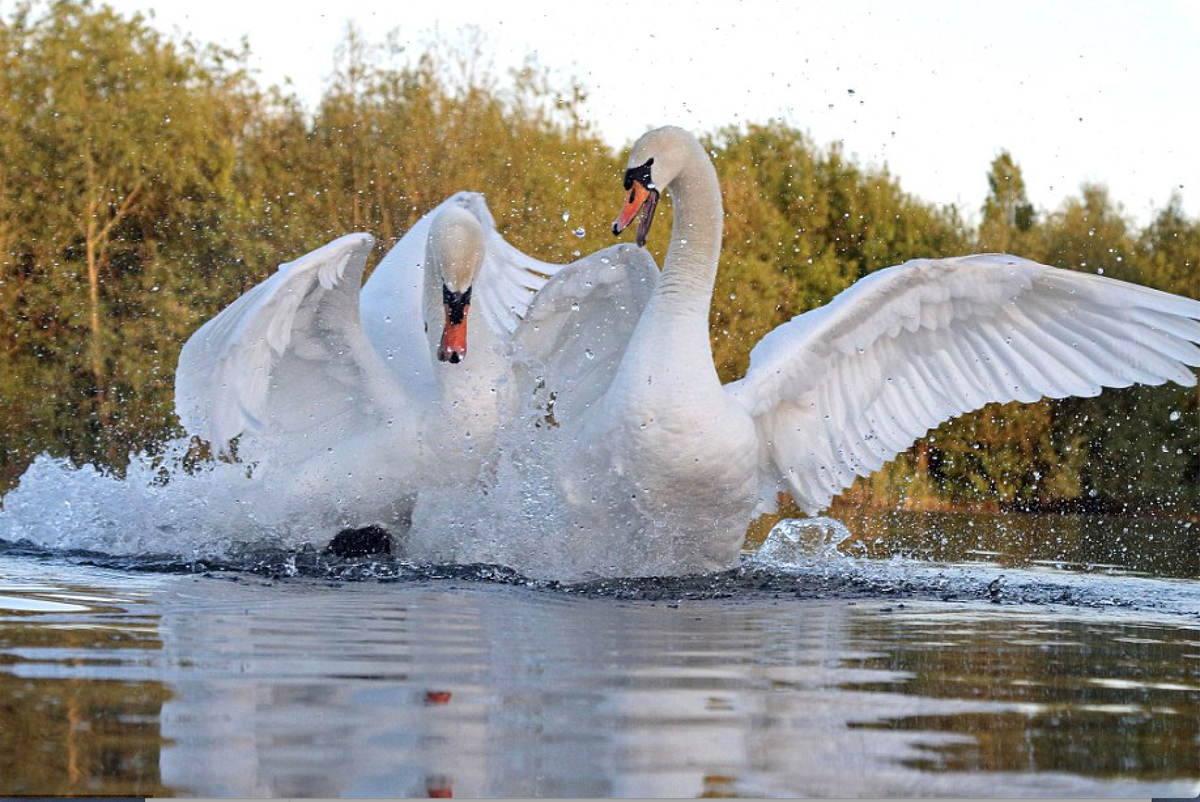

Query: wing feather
[
  {"left": 174, "top": 233, "right": 408, "bottom": 450},
  {"left": 512, "top": 244, "right": 660, "bottom": 424},
  {"left": 728, "top": 254, "right": 1200, "bottom": 514}
]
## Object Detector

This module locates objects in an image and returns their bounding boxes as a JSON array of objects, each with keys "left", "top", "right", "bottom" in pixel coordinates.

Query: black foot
[{"left": 323, "top": 525, "right": 393, "bottom": 558}]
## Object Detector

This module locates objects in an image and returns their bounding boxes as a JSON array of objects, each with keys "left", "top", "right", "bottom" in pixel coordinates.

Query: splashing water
[
  {"left": 750, "top": 517, "right": 853, "bottom": 569},
  {"left": 2, "top": 440, "right": 1199, "bottom": 623},
  {"left": 1, "top": 412, "right": 666, "bottom": 580},
  {"left": 0, "top": 439, "right": 411, "bottom": 561}
]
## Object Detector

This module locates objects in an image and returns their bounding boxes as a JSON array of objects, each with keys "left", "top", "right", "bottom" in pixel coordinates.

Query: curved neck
[
  {"left": 661, "top": 149, "right": 724, "bottom": 303},
  {"left": 612, "top": 138, "right": 724, "bottom": 406},
  {"left": 649, "top": 142, "right": 724, "bottom": 376}
]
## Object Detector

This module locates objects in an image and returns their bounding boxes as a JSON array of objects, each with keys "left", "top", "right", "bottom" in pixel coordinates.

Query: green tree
[
  {"left": 0, "top": 0, "right": 248, "bottom": 482},
  {"left": 979, "top": 151, "right": 1036, "bottom": 253},
  {"left": 1136, "top": 193, "right": 1199, "bottom": 298},
  {"left": 1, "top": 0, "right": 1195, "bottom": 521},
  {"left": 1035, "top": 187, "right": 1197, "bottom": 512},
  {"left": 1039, "top": 183, "right": 1138, "bottom": 281}
]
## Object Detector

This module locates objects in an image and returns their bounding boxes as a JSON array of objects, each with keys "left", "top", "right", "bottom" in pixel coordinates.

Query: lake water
[{"left": 1, "top": 508, "right": 1198, "bottom": 798}]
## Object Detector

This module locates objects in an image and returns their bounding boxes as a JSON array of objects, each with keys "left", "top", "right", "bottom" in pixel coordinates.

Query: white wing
[
  {"left": 513, "top": 244, "right": 659, "bottom": 424},
  {"left": 360, "top": 192, "right": 570, "bottom": 392},
  {"left": 175, "top": 233, "right": 411, "bottom": 450},
  {"left": 725, "top": 254, "right": 1200, "bottom": 514}
]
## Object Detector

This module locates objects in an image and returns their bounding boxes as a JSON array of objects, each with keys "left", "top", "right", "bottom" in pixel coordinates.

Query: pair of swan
[
  {"left": 174, "top": 192, "right": 655, "bottom": 539},
  {"left": 176, "top": 127, "right": 1200, "bottom": 578}
]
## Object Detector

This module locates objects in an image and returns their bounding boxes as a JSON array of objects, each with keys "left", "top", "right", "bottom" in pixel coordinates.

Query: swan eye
[{"left": 623, "top": 157, "right": 654, "bottom": 191}]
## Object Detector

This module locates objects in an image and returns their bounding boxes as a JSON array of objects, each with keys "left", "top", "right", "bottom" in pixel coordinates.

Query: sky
[{"left": 108, "top": 0, "right": 1199, "bottom": 227}]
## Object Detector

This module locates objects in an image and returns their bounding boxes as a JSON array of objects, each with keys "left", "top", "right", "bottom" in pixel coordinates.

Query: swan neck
[
  {"left": 662, "top": 152, "right": 723, "bottom": 299},
  {"left": 618, "top": 139, "right": 723, "bottom": 395}
]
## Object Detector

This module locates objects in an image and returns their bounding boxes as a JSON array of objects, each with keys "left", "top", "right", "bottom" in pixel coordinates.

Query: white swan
[
  {"left": 174, "top": 191, "right": 657, "bottom": 539},
  {"left": 516, "top": 125, "right": 1200, "bottom": 579}
]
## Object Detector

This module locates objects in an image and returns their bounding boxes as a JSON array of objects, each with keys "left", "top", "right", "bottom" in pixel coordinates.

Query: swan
[
  {"left": 514, "top": 125, "right": 1200, "bottom": 579},
  {"left": 174, "top": 192, "right": 657, "bottom": 542}
]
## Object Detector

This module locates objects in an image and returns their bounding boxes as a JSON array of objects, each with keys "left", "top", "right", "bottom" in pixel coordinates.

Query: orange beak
[
  {"left": 438, "top": 313, "right": 467, "bottom": 363},
  {"left": 612, "top": 180, "right": 659, "bottom": 247}
]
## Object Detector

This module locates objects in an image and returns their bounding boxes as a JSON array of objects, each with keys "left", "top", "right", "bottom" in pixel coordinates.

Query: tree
[
  {"left": 0, "top": 0, "right": 248, "bottom": 481},
  {"left": 1136, "top": 193, "right": 1199, "bottom": 298},
  {"left": 979, "top": 151, "right": 1036, "bottom": 253},
  {"left": 0, "top": 1, "right": 1194, "bottom": 519},
  {"left": 1035, "top": 187, "right": 1197, "bottom": 512}
]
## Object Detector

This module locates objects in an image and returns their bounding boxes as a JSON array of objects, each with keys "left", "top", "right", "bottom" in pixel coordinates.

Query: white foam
[{"left": 0, "top": 440, "right": 408, "bottom": 559}]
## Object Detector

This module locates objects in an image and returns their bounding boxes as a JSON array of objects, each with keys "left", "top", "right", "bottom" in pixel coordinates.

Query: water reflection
[
  {"left": 0, "top": 565, "right": 169, "bottom": 796},
  {"left": 843, "top": 609, "right": 1200, "bottom": 779},
  {"left": 0, "top": 556, "right": 1197, "bottom": 797},
  {"left": 784, "top": 508, "right": 1200, "bottom": 578}
]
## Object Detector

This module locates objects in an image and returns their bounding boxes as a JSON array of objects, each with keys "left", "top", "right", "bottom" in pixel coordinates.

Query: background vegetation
[{"left": 1, "top": 1, "right": 1196, "bottom": 517}]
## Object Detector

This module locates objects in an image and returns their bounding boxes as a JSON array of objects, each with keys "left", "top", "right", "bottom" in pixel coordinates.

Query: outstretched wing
[
  {"left": 512, "top": 243, "right": 659, "bottom": 425},
  {"left": 725, "top": 254, "right": 1200, "bottom": 514},
  {"left": 360, "top": 192, "right": 571, "bottom": 391},
  {"left": 175, "top": 233, "right": 410, "bottom": 451}
]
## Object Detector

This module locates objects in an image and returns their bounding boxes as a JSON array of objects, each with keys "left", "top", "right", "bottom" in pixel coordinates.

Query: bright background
[{"left": 109, "top": 0, "right": 1199, "bottom": 226}]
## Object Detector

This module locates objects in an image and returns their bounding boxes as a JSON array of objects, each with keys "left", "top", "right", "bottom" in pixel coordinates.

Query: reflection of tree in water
[
  {"left": 0, "top": 587, "right": 171, "bottom": 796},
  {"left": 780, "top": 508, "right": 1200, "bottom": 579},
  {"left": 843, "top": 610, "right": 1200, "bottom": 780},
  {"left": 1, "top": 563, "right": 1195, "bottom": 797}
]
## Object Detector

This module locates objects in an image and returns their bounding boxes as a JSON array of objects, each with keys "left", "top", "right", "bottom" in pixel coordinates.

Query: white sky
[{"left": 110, "top": 0, "right": 1199, "bottom": 227}]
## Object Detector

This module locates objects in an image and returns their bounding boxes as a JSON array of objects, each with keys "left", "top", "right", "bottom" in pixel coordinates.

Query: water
[
  {"left": 0, "top": 541, "right": 1198, "bottom": 797},
  {"left": 0, "top": 452, "right": 1197, "bottom": 796}
]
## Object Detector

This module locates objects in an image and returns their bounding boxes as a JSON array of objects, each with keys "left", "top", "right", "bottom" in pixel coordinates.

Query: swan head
[
  {"left": 612, "top": 126, "right": 698, "bottom": 246},
  {"left": 428, "top": 205, "right": 486, "bottom": 363}
]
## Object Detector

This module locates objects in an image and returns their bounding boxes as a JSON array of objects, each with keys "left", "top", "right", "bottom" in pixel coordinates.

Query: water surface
[{"left": 1, "top": 544, "right": 1197, "bottom": 798}]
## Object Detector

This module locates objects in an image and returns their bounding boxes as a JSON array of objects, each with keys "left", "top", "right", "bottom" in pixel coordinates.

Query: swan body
[
  {"left": 174, "top": 192, "right": 657, "bottom": 538},
  {"left": 522, "top": 125, "right": 1200, "bottom": 579}
]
